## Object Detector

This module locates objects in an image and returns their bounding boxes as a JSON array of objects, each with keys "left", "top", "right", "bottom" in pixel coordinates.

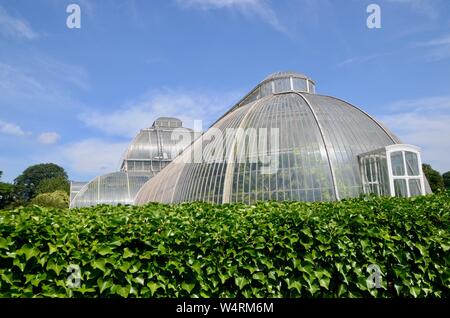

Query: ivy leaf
[
  {"left": 0, "top": 237, "right": 9, "bottom": 249},
  {"left": 123, "top": 248, "right": 134, "bottom": 259},
  {"left": 182, "top": 282, "right": 196, "bottom": 293},
  {"left": 17, "top": 245, "right": 39, "bottom": 261},
  {"left": 91, "top": 259, "right": 106, "bottom": 272},
  {"left": 133, "top": 276, "right": 145, "bottom": 286},
  {"left": 235, "top": 277, "right": 249, "bottom": 290},
  {"left": 97, "top": 246, "right": 114, "bottom": 256},
  {"left": 97, "top": 278, "right": 112, "bottom": 294},
  {"left": 147, "top": 282, "right": 160, "bottom": 296},
  {"left": 252, "top": 272, "right": 266, "bottom": 282},
  {"left": 410, "top": 286, "right": 421, "bottom": 298}
]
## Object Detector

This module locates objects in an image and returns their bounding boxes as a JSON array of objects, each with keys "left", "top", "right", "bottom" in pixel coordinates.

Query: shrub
[
  {"left": 0, "top": 192, "right": 449, "bottom": 298},
  {"left": 30, "top": 190, "right": 69, "bottom": 208},
  {"left": 36, "top": 177, "right": 70, "bottom": 195}
]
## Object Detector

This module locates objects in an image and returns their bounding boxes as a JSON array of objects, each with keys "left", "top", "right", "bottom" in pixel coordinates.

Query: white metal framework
[
  {"left": 135, "top": 71, "right": 429, "bottom": 205},
  {"left": 70, "top": 117, "right": 198, "bottom": 208},
  {"left": 359, "top": 144, "right": 427, "bottom": 197}
]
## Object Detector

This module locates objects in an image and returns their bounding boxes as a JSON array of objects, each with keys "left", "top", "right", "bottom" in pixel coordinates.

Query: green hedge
[{"left": 1, "top": 192, "right": 449, "bottom": 298}]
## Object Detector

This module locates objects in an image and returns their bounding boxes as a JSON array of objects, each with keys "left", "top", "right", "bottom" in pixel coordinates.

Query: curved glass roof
[
  {"left": 71, "top": 171, "right": 153, "bottom": 208},
  {"left": 71, "top": 117, "right": 198, "bottom": 208},
  {"left": 120, "top": 118, "right": 197, "bottom": 173},
  {"left": 135, "top": 72, "right": 409, "bottom": 205},
  {"left": 263, "top": 71, "right": 311, "bottom": 82}
]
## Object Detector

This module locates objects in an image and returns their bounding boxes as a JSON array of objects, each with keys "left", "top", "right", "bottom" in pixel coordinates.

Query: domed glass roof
[
  {"left": 135, "top": 72, "right": 409, "bottom": 205},
  {"left": 70, "top": 117, "right": 198, "bottom": 208},
  {"left": 70, "top": 171, "right": 153, "bottom": 208},
  {"left": 263, "top": 71, "right": 310, "bottom": 81}
]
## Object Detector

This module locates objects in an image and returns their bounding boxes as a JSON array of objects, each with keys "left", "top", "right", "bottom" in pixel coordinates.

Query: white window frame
[
  {"left": 385, "top": 144, "right": 425, "bottom": 197},
  {"left": 359, "top": 144, "right": 425, "bottom": 198}
]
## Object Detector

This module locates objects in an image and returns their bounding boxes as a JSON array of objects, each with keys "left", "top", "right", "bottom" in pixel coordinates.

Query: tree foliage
[
  {"left": 422, "top": 164, "right": 445, "bottom": 193},
  {"left": 0, "top": 182, "right": 15, "bottom": 210},
  {"left": 0, "top": 170, "right": 15, "bottom": 209},
  {"left": 36, "top": 177, "right": 70, "bottom": 195},
  {"left": 0, "top": 192, "right": 449, "bottom": 298},
  {"left": 31, "top": 190, "right": 69, "bottom": 208},
  {"left": 443, "top": 171, "right": 450, "bottom": 190},
  {"left": 14, "top": 164, "right": 68, "bottom": 202}
]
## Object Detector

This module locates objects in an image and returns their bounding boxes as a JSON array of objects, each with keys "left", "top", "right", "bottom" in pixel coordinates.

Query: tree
[
  {"left": 443, "top": 171, "right": 450, "bottom": 190},
  {"left": 36, "top": 176, "right": 70, "bottom": 195},
  {"left": 0, "top": 170, "right": 15, "bottom": 209},
  {"left": 0, "top": 182, "right": 15, "bottom": 209},
  {"left": 14, "top": 163, "right": 68, "bottom": 202},
  {"left": 31, "top": 190, "right": 69, "bottom": 208},
  {"left": 422, "top": 164, "right": 444, "bottom": 193}
]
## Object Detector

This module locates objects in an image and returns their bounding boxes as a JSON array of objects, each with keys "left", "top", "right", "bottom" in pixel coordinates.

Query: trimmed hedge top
[{"left": 1, "top": 192, "right": 449, "bottom": 298}]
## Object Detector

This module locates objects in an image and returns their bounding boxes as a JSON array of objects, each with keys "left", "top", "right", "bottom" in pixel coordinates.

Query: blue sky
[{"left": 0, "top": 0, "right": 449, "bottom": 183}]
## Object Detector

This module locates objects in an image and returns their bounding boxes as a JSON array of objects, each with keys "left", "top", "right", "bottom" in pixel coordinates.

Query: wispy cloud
[
  {"left": 0, "top": 5, "right": 38, "bottom": 39},
  {"left": 37, "top": 132, "right": 60, "bottom": 145},
  {"left": 60, "top": 139, "right": 128, "bottom": 176},
  {"left": 34, "top": 57, "right": 90, "bottom": 90},
  {"left": 380, "top": 95, "right": 450, "bottom": 173},
  {"left": 384, "top": 0, "right": 441, "bottom": 19},
  {"left": 386, "top": 95, "right": 450, "bottom": 112},
  {"left": 0, "top": 59, "right": 88, "bottom": 109},
  {"left": 0, "top": 119, "right": 27, "bottom": 136},
  {"left": 79, "top": 89, "right": 240, "bottom": 138},
  {"left": 337, "top": 52, "right": 391, "bottom": 68},
  {"left": 414, "top": 34, "right": 450, "bottom": 61},
  {"left": 31, "top": 138, "right": 128, "bottom": 180},
  {"left": 0, "top": 62, "right": 45, "bottom": 101},
  {"left": 176, "top": 0, "right": 287, "bottom": 34}
]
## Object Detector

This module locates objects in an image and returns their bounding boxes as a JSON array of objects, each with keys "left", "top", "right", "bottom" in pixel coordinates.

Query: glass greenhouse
[
  {"left": 70, "top": 117, "right": 198, "bottom": 208},
  {"left": 135, "top": 71, "right": 430, "bottom": 205}
]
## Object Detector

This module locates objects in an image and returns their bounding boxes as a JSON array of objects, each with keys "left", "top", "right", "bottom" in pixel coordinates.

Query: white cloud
[
  {"left": 337, "top": 53, "right": 392, "bottom": 68},
  {"left": 37, "top": 132, "right": 60, "bottom": 145},
  {"left": 416, "top": 35, "right": 450, "bottom": 47},
  {"left": 0, "top": 60, "right": 87, "bottom": 110},
  {"left": 0, "top": 5, "right": 38, "bottom": 39},
  {"left": 414, "top": 35, "right": 450, "bottom": 62},
  {"left": 0, "top": 119, "right": 27, "bottom": 136},
  {"left": 380, "top": 95, "right": 450, "bottom": 173},
  {"left": 34, "top": 57, "right": 89, "bottom": 90},
  {"left": 0, "top": 62, "right": 46, "bottom": 100},
  {"left": 385, "top": 0, "right": 441, "bottom": 19},
  {"left": 176, "top": 0, "right": 286, "bottom": 34},
  {"left": 60, "top": 139, "right": 129, "bottom": 176},
  {"left": 386, "top": 96, "right": 450, "bottom": 112},
  {"left": 79, "top": 89, "right": 240, "bottom": 137},
  {"left": 34, "top": 138, "right": 129, "bottom": 179}
]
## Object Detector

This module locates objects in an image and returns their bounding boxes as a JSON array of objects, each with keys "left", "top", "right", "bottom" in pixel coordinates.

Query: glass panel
[
  {"left": 391, "top": 151, "right": 405, "bottom": 176},
  {"left": 409, "top": 179, "right": 422, "bottom": 196},
  {"left": 369, "top": 157, "right": 377, "bottom": 182},
  {"left": 260, "top": 82, "right": 273, "bottom": 97},
  {"left": 378, "top": 154, "right": 390, "bottom": 196},
  {"left": 292, "top": 78, "right": 307, "bottom": 92},
  {"left": 308, "top": 81, "right": 315, "bottom": 93},
  {"left": 240, "top": 88, "right": 260, "bottom": 106},
  {"left": 306, "top": 95, "right": 395, "bottom": 199},
  {"left": 273, "top": 78, "right": 291, "bottom": 93},
  {"left": 405, "top": 151, "right": 419, "bottom": 176},
  {"left": 364, "top": 158, "right": 372, "bottom": 182},
  {"left": 394, "top": 179, "right": 407, "bottom": 197}
]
